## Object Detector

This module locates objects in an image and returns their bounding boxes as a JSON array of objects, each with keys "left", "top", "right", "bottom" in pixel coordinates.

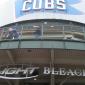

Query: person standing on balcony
[
  {"left": 34, "top": 27, "right": 42, "bottom": 39},
  {"left": 0, "top": 28, "right": 3, "bottom": 39},
  {"left": 7, "top": 27, "right": 19, "bottom": 39}
]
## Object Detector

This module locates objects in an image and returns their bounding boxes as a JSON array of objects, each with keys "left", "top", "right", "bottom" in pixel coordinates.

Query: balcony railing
[{"left": 0, "top": 21, "right": 85, "bottom": 41}]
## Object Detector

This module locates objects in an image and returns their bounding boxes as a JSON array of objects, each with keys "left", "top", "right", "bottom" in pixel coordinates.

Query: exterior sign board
[
  {"left": 1, "top": 0, "right": 85, "bottom": 26},
  {"left": 0, "top": 65, "right": 85, "bottom": 80},
  {"left": 15, "top": 0, "right": 82, "bottom": 18}
]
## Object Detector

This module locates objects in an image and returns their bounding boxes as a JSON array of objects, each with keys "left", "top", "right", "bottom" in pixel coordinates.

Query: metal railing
[{"left": 0, "top": 22, "right": 85, "bottom": 41}]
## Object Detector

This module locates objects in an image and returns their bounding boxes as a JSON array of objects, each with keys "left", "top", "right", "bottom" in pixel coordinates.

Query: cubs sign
[
  {"left": 0, "top": 0, "right": 85, "bottom": 27},
  {"left": 22, "top": 0, "right": 66, "bottom": 11},
  {"left": 15, "top": 0, "right": 83, "bottom": 18}
]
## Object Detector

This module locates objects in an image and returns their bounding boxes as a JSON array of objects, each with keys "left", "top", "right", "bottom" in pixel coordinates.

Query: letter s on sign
[{"left": 57, "top": 0, "right": 66, "bottom": 10}]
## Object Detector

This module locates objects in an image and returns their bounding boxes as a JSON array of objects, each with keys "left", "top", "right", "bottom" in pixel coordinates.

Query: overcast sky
[{"left": 0, "top": 0, "right": 8, "bottom": 5}]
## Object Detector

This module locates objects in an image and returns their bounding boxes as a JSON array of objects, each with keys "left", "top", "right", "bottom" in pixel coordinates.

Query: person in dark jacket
[
  {"left": 7, "top": 27, "right": 19, "bottom": 39},
  {"left": 34, "top": 27, "right": 41, "bottom": 38}
]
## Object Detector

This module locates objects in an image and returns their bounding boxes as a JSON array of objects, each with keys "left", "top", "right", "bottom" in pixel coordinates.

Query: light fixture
[
  {"left": 34, "top": 78, "right": 37, "bottom": 80},
  {"left": 27, "top": 49, "right": 32, "bottom": 52},
  {"left": 44, "top": 22, "right": 47, "bottom": 24},
  {"left": 50, "top": 26, "right": 54, "bottom": 27},
  {"left": 33, "top": 25, "right": 39, "bottom": 28}
]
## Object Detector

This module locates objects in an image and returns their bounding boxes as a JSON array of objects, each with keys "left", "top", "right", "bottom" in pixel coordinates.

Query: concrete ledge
[{"left": 0, "top": 39, "right": 85, "bottom": 50}]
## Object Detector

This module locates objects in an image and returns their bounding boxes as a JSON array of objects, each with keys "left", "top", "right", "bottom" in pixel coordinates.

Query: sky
[{"left": 0, "top": 0, "right": 8, "bottom": 5}]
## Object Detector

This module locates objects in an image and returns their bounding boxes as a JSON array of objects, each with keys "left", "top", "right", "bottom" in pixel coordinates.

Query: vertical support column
[
  {"left": 5, "top": 80, "right": 12, "bottom": 85},
  {"left": 41, "top": 23, "right": 44, "bottom": 38},
  {"left": 63, "top": 26, "right": 65, "bottom": 39},
  {"left": 14, "top": 80, "right": 19, "bottom": 85},
  {"left": 50, "top": 49, "right": 55, "bottom": 85},
  {"left": 83, "top": 26, "right": 85, "bottom": 40}
]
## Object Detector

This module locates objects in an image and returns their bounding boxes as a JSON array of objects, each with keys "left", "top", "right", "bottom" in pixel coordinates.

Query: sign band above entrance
[{"left": 0, "top": 65, "right": 85, "bottom": 80}]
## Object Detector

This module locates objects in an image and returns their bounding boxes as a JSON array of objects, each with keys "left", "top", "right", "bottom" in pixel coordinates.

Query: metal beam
[
  {"left": 50, "top": 49, "right": 55, "bottom": 85},
  {"left": 14, "top": 80, "right": 19, "bottom": 85},
  {"left": 0, "top": 40, "right": 85, "bottom": 50},
  {"left": 5, "top": 80, "right": 12, "bottom": 85},
  {"left": 6, "top": 50, "right": 15, "bottom": 64},
  {"left": 60, "top": 76, "right": 71, "bottom": 85}
]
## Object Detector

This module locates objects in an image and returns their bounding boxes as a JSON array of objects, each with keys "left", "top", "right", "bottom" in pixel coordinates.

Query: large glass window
[
  {"left": 1, "top": 20, "right": 85, "bottom": 41},
  {"left": 43, "top": 22, "right": 63, "bottom": 39},
  {"left": 20, "top": 22, "right": 42, "bottom": 39}
]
